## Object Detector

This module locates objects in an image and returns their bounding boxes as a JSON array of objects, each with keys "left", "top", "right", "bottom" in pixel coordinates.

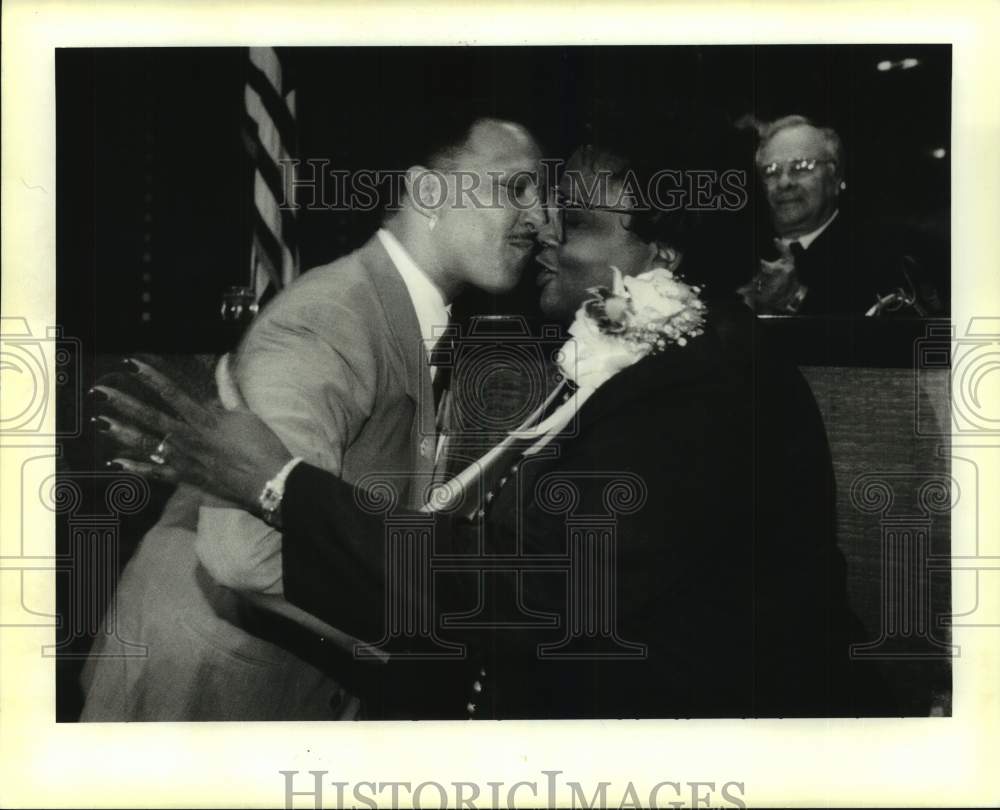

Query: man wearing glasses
[{"left": 741, "top": 115, "right": 946, "bottom": 316}]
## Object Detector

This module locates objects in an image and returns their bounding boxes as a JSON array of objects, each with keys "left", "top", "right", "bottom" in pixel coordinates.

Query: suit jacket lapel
[
  {"left": 357, "top": 234, "right": 438, "bottom": 493},
  {"left": 358, "top": 237, "right": 426, "bottom": 399}
]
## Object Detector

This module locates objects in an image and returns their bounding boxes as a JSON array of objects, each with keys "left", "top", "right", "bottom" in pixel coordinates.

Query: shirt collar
[
  {"left": 780, "top": 209, "right": 839, "bottom": 250},
  {"left": 376, "top": 228, "right": 451, "bottom": 360}
]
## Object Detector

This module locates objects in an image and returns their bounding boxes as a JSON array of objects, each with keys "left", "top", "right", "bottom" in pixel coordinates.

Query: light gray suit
[{"left": 80, "top": 234, "right": 437, "bottom": 720}]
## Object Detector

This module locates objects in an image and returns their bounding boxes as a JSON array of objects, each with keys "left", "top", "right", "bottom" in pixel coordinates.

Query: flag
[{"left": 242, "top": 47, "right": 299, "bottom": 304}]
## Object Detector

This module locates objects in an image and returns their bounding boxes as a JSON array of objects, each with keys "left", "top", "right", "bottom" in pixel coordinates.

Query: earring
[
  {"left": 428, "top": 215, "right": 437, "bottom": 232},
  {"left": 656, "top": 246, "right": 676, "bottom": 265},
  {"left": 840, "top": 181, "right": 847, "bottom": 191}
]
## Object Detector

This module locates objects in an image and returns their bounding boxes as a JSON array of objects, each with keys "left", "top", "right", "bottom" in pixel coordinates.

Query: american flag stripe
[
  {"left": 251, "top": 206, "right": 287, "bottom": 287},
  {"left": 240, "top": 116, "right": 298, "bottom": 254},
  {"left": 243, "top": 47, "right": 299, "bottom": 301},
  {"left": 245, "top": 61, "right": 298, "bottom": 150}
]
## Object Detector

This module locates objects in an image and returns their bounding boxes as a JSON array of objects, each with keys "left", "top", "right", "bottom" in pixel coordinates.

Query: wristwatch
[{"left": 258, "top": 457, "right": 302, "bottom": 528}]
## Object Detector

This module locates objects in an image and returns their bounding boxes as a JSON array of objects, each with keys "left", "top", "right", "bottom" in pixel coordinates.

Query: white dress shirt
[{"left": 376, "top": 228, "right": 451, "bottom": 372}]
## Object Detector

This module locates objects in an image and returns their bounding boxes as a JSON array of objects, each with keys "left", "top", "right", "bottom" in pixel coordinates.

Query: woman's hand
[{"left": 93, "top": 356, "right": 294, "bottom": 515}]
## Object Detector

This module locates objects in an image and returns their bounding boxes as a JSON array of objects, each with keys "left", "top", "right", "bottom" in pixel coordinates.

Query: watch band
[{"left": 258, "top": 457, "right": 303, "bottom": 527}]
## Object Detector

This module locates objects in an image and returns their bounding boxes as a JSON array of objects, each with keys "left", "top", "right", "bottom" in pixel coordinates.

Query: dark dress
[{"left": 279, "top": 300, "right": 897, "bottom": 718}]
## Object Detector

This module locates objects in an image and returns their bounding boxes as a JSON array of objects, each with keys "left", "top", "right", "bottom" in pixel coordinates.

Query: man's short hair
[
  {"left": 754, "top": 114, "right": 844, "bottom": 177},
  {"left": 395, "top": 102, "right": 536, "bottom": 171},
  {"left": 378, "top": 106, "right": 536, "bottom": 217}
]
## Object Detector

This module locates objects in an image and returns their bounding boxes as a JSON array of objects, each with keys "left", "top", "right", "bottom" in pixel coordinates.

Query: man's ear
[
  {"left": 831, "top": 163, "right": 846, "bottom": 194},
  {"left": 405, "top": 165, "right": 446, "bottom": 226}
]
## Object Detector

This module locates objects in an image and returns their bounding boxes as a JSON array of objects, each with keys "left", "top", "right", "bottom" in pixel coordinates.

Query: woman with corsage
[{"left": 95, "top": 136, "right": 894, "bottom": 719}]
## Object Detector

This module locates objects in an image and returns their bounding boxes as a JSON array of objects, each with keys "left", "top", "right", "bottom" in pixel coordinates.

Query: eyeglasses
[
  {"left": 548, "top": 189, "right": 632, "bottom": 213},
  {"left": 759, "top": 158, "right": 836, "bottom": 180}
]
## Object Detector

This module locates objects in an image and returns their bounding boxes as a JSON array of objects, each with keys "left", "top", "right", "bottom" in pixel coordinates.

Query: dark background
[
  {"left": 56, "top": 45, "right": 951, "bottom": 354},
  {"left": 54, "top": 46, "right": 952, "bottom": 720}
]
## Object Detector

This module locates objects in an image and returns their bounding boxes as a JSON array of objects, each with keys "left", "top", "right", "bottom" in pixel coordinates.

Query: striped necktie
[
  {"left": 429, "top": 319, "right": 457, "bottom": 415},
  {"left": 429, "top": 319, "right": 457, "bottom": 475}
]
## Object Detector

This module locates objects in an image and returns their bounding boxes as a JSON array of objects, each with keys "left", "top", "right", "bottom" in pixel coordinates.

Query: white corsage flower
[
  {"left": 560, "top": 311, "right": 651, "bottom": 390},
  {"left": 424, "top": 264, "right": 706, "bottom": 514},
  {"left": 558, "top": 265, "right": 706, "bottom": 390}
]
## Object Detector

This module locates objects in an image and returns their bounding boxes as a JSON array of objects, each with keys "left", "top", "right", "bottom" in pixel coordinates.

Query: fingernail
[
  {"left": 90, "top": 416, "right": 111, "bottom": 432},
  {"left": 105, "top": 461, "right": 124, "bottom": 471},
  {"left": 87, "top": 387, "right": 108, "bottom": 402},
  {"left": 122, "top": 358, "right": 139, "bottom": 373}
]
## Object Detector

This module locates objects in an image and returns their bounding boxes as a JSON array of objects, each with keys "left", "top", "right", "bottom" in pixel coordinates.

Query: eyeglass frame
[
  {"left": 542, "top": 189, "right": 639, "bottom": 243},
  {"left": 547, "top": 188, "right": 635, "bottom": 213},
  {"left": 757, "top": 157, "right": 838, "bottom": 180}
]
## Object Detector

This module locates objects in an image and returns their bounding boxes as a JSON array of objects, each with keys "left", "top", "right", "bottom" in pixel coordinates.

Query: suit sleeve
[
  {"left": 277, "top": 404, "right": 754, "bottom": 678},
  {"left": 281, "top": 461, "right": 473, "bottom": 643},
  {"left": 195, "top": 294, "right": 379, "bottom": 593},
  {"left": 237, "top": 298, "right": 378, "bottom": 469}
]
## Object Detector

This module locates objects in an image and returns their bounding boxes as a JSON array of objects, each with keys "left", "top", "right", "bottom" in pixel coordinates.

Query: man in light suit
[{"left": 80, "top": 116, "right": 546, "bottom": 720}]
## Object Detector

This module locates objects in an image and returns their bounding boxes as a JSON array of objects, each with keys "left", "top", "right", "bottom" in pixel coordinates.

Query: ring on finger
[{"left": 149, "top": 435, "right": 170, "bottom": 466}]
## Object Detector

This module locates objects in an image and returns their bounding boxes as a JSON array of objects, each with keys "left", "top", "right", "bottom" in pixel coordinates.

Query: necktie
[
  {"left": 785, "top": 241, "right": 810, "bottom": 312},
  {"left": 426, "top": 376, "right": 578, "bottom": 519},
  {"left": 788, "top": 241, "right": 806, "bottom": 275},
  {"left": 429, "top": 319, "right": 457, "bottom": 476},
  {"left": 429, "top": 320, "right": 456, "bottom": 415}
]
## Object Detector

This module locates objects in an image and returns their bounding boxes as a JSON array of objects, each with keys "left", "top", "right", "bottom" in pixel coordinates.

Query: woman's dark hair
[
  {"left": 566, "top": 140, "right": 696, "bottom": 255},
  {"left": 570, "top": 109, "right": 750, "bottom": 296}
]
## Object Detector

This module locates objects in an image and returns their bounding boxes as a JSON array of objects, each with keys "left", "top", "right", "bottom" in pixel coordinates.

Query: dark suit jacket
[
  {"left": 759, "top": 211, "right": 948, "bottom": 316},
  {"left": 280, "top": 301, "right": 896, "bottom": 718}
]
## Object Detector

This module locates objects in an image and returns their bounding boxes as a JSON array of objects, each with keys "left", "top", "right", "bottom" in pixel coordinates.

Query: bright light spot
[
  {"left": 901, "top": 58, "right": 920, "bottom": 70},
  {"left": 932, "top": 147, "right": 947, "bottom": 159},
  {"left": 877, "top": 60, "right": 893, "bottom": 72}
]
